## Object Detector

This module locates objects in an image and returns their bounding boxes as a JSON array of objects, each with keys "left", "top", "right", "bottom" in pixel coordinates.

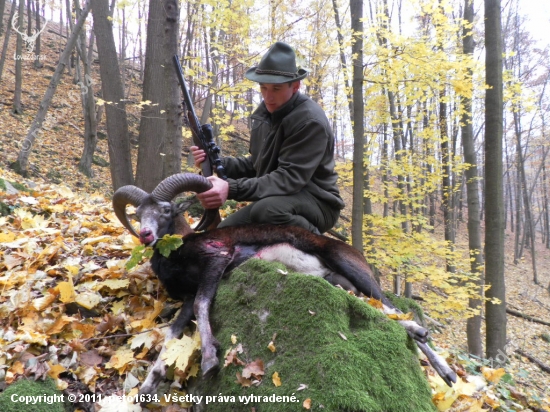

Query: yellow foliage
[{"left": 161, "top": 331, "right": 202, "bottom": 373}]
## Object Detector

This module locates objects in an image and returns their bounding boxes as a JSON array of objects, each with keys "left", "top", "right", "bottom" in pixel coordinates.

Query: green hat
[{"left": 245, "top": 42, "right": 308, "bottom": 84}]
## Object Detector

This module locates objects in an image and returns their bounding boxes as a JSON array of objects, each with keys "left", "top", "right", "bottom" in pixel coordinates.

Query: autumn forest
[{"left": 0, "top": 0, "right": 549, "bottom": 410}]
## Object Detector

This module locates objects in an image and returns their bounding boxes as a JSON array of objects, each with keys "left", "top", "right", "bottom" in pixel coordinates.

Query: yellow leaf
[
  {"left": 8, "top": 361, "right": 25, "bottom": 376},
  {"left": 64, "top": 265, "right": 80, "bottom": 276},
  {"left": 71, "top": 322, "right": 96, "bottom": 339},
  {"left": 231, "top": 334, "right": 238, "bottom": 344},
  {"left": 366, "top": 298, "right": 384, "bottom": 309},
  {"left": 75, "top": 291, "right": 102, "bottom": 310},
  {"left": 15, "top": 326, "right": 49, "bottom": 345},
  {"left": 47, "top": 315, "right": 77, "bottom": 334},
  {"left": 57, "top": 280, "right": 76, "bottom": 303},
  {"left": 0, "top": 231, "right": 17, "bottom": 243},
  {"left": 161, "top": 331, "right": 201, "bottom": 372},
  {"left": 387, "top": 312, "right": 414, "bottom": 321},
  {"left": 267, "top": 341, "right": 276, "bottom": 352},
  {"left": 33, "top": 293, "right": 57, "bottom": 311},
  {"left": 95, "top": 279, "right": 130, "bottom": 291},
  {"left": 130, "top": 329, "right": 163, "bottom": 351},
  {"left": 81, "top": 235, "right": 110, "bottom": 245},
  {"left": 47, "top": 363, "right": 67, "bottom": 379},
  {"left": 303, "top": 398, "right": 311, "bottom": 410},
  {"left": 481, "top": 366, "right": 506, "bottom": 384},
  {"left": 138, "top": 300, "right": 164, "bottom": 330},
  {"left": 106, "top": 347, "right": 135, "bottom": 373},
  {"left": 272, "top": 371, "right": 282, "bottom": 387},
  {"left": 111, "top": 299, "right": 126, "bottom": 315}
]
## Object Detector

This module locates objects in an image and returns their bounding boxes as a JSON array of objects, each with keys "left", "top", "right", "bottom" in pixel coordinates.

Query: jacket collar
[{"left": 255, "top": 92, "right": 306, "bottom": 123}]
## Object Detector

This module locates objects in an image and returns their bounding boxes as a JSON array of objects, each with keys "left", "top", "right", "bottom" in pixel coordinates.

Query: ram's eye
[{"left": 163, "top": 207, "right": 171, "bottom": 214}]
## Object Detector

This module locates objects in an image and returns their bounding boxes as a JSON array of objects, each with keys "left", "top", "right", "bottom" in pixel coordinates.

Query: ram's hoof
[{"left": 201, "top": 357, "right": 220, "bottom": 379}]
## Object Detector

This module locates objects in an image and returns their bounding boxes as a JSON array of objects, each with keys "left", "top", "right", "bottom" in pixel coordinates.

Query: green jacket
[{"left": 222, "top": 92, "right": 345, "bottom": 211}]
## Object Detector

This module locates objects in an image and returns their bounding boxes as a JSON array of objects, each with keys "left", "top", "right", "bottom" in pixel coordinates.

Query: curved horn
[
  {"left": 112, "top": 186, "right": 148, "bottom": 238},
  {"left": 151, "top": 173, "right": 213, "bottom": 202}
]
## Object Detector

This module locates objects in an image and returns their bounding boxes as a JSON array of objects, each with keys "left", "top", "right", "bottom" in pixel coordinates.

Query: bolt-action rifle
[{"left": 173, "top": 55, "right": 226, "bottom": 230}]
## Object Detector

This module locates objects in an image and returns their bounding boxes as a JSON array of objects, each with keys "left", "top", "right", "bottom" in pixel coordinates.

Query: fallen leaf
[
  {"left": 47, "top": 363, "right": 67, "bottom": 379},
  {"left": 224, "top": 347, "right": 245, "bottom": 367},
  {"left": 481, "top": 366, "right": 506, "bottom": 384},
  {"left": 267, "top": 341, "right": 276, "bottom": 352},
  {"left": 236, "top": 371, "right": 252, "bottom": 387},
  {"left": 387, "top": 312, "right": 414, "bottom": 321},
  {"left": 303, "top": 398, "right": 311, "bottom": 410},
  {"left": 161, "top": 332, "right": 201, "bottom": 373},
  {"left": 242, "top": 359, "right": 265, "bottom": 379},
  {"left": 80, "top": 350, "right": 104, "bottom": 367},
  {"left": 57, "top": 280, "right": 76, "bottom": 303},
  {"left": 366, "top": 298, "right": 384, "bottom": 309},
  {"left": 106, "top": 346, "right": 135, "bottom": 373},
  {"left": 272, "top": 371, "right": 282, "bottom": 387}
]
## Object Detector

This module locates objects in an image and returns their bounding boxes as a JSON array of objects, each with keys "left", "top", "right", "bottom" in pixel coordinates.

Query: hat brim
[{"left": 245, "top": 67, "right": 308, "bottom": 84}]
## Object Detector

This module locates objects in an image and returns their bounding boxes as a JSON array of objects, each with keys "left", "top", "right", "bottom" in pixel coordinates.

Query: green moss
[
  {"left": 0, "top": 178, "right": 6, "bottom": 191},
  {"left": 92, "top": 155, "right": 110, "bottom": 167},
  {"left": 10, "top": 181, "right": 30, "bottom": 192},
  {"left": 189, "top": 259, "right": 436, "bottom": 412},
  {"left": 0, "top": 378, "right": 68, "bottom": 412}
]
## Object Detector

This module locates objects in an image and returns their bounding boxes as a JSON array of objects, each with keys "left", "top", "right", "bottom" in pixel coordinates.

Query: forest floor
[{"left": 1, "top": 8, "right": 550, "bottom": 412}]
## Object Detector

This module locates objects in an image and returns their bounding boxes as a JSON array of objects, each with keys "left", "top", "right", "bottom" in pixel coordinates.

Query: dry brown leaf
[
  {"left": 242, "top": 359, "right": 265, "bottom": 379},
  {"left": 80, "top": 350, "right": 104, "bottom": 367},
  {"left": 236, "top": 371, "right": 252, "bottom": 388}
]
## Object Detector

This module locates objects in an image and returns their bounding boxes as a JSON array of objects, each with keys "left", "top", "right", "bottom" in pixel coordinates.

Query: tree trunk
[
  {"left": 0, "top": 0, "right": 17, "bottom": 81},
  {"left": 462, "top": 0, "right": 483, "bottom": 358},
  {"left": 135, "top": 0, "right": 167, "bottom": 191},
  {"left": 484, "top": 0, "right": 507, "bottom": 364},
  {"left": 13, "top": 0, "right": 25, "bottom": 114},
  {"left": 10, "top": 2, "right": 91, "bottom": 177},
  {"left": 91, "top": 0, "right": 134, "bottom": 189},
  {"left": 513, "top": 110, "right": 538, "bottom": 283},
  {"left": 161, "top": 0, "right": 182, "bottom": 178},
  {"left": 75, "top": 0, "right": 97, "bottom": 177},
  {"left": 0, "top": 0, "right": 6, "bottom": 34},
  {"left": 33, "top": 0, "right": 43, "bottom": 68},
  {"left": 350, "top": 0, "right": 364, "bottom": 252}
]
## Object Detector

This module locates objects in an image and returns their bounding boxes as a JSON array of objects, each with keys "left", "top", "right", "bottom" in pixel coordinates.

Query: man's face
[{"left": 259, "top": 82, "right": 300, "bottom": 113}]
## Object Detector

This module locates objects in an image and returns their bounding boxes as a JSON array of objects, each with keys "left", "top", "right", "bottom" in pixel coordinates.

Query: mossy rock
[
  {"left": 92, "top": 155, "right": 110, "bottom": 167},
  {"left": 188, "top": 259, "right": 436, "bottom": 412},
  {"left": 0, "top": 378, "right": 69, "bottom": 412},
  {"left": 0, "top": 202, "right": 11, "bottom": 216}
]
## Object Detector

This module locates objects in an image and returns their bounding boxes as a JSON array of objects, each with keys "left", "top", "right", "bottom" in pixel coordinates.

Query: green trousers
[{"left": 218, "top": 190, "right": 340, "bottom": 234}]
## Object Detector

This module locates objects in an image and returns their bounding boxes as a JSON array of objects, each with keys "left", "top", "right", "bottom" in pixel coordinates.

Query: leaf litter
[{"left": 1, "top": 165, "right": 550, "bottom": 411}]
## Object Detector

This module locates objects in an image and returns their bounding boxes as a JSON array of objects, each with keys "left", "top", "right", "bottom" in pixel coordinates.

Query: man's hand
[
  {"left": 190, "top": 146, "right": 207, "bottom": 169},
  {"left": 197, "top": 176, "right": 229, "bottom": 209}
]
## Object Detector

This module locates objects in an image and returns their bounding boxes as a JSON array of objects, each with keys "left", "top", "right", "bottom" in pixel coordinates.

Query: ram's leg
[
  {"left": 416, "top": 341, "right": 457, "bottom": 387},
  {"left": 140, "top": 299, "right": 194, "bottom": 396},
  {"left": 324, "top": 272, "right": 358, "bottom": 294},
  {"left": 194, "top": 283, "right": 221, "bottom": 379},
  {"left": 380, "top": 303, "right": 429, "bottom": 343}
]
